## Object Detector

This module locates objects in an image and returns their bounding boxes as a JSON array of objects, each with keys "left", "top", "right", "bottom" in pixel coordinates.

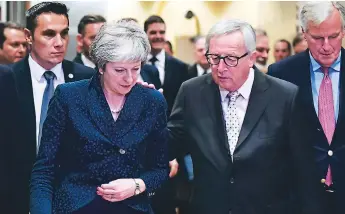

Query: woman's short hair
[{"left": 90, "top": 19, "right": 151, "bottom": 69}]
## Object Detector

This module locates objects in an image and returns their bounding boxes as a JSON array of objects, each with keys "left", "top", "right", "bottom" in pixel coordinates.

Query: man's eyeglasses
[{"left": 205, "top": 52, "right": 248, "bottom": 67}]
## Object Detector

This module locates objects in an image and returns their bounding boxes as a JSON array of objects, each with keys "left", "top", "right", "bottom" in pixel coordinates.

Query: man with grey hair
[
  {"left": 168, "top": 19, "right": 324, "bottom": 214},
  {"left": 268, "top": 2, "right": 345, "bottom": 213},
  {"left": 254, "top": 28, "right": 270, "bottom": 73}
]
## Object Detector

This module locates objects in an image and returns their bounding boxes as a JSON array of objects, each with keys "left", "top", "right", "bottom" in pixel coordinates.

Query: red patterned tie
[{"left": 318, "top": 67, "right": 335, "bottom": 186}]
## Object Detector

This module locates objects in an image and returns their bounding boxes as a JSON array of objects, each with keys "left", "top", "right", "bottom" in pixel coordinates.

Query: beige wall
[{"left": 107, "top": 1, "right": 297, "bottom": 65}]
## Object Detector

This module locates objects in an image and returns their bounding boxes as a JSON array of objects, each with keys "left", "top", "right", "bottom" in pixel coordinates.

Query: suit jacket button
[
  {"left": 230, "top": 178, "right": 235, "bottom": 184},
  {"left": 119, "top": 149, "right": 126, "bottom": 154},
  {"left": 328, "top": 150, "right": 333, "bottom": 156},
  {"left": 321, "top": 178, "right": 326, "bottom": 184}
]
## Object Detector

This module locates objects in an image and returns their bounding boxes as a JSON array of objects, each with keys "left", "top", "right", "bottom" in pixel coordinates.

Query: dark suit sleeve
[
  {"left": 288, "top": 88, "right": 326, "bottom": 214},
  {"left": 267, "top": 64, "right": 281, "bottom": 78},
  {"left": 167, "top": 82, "right": 188, "bottom": 161},
  {"left": 30, "top": 86, "right": 67, "bottom": 214},
  {"left": 0, "top": 66, "right": 15, "bottom": 212},
  {"left": 139, "top": 95, "right": 169, "bottom": 193}
]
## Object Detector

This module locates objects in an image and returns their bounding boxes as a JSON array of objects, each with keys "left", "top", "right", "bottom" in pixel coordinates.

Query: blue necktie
[{"left": 37, "top": 71, "right": 55, "bottom": 153}]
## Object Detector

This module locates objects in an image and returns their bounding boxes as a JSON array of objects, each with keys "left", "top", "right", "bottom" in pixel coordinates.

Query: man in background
[
  {"left": 273, "top": 39, "right": 292, "bottom": 62},
  {"left": 187, "top": 36, "right": 211, "bottom": 79},
  {"left": 0, "top": 22, "right": 27, "bottom": 64},
  {"left": 144, "top": 15, "right": 188, "bottom": 115},
  {"left": 254, "top": 28, "right": 270, "bottom": 73},
  {"left": 74, "top": 14, "right": 106, "bottom": 68},
  {"left": 292, "top": 33, "right": 308, "bottom": 54},
  {"left": 164, "top": 40, "right": 174, "bottom": 56}
]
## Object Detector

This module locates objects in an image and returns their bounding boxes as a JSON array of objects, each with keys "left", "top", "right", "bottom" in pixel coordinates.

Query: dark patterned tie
[
  {"left": 149, "top": 56, "right": 158, "bottom": 68},
  {"left": 318, "top": 67, "right": 335, "bottom": 186},
  {"left": 37, "top": 71, "right": 55, "bottom": 153}
]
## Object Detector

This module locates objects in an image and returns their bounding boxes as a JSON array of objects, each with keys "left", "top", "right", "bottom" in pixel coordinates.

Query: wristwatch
[{"left": 133, "top": 179, "right": 141, "bottom": 196}]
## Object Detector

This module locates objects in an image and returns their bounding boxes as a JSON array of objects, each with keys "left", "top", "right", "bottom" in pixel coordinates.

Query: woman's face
[{"left": 100, "top": 61, "right": 141, "bottom": 95}]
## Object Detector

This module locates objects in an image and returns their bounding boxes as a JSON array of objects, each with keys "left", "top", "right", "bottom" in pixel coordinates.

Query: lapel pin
[{"left": 68, "top": 73, "right": 74, "bottom": 79}]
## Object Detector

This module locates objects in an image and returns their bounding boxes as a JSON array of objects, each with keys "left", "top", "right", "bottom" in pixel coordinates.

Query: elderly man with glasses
[{"left": 167, "top": 19, "right": 325, "bottom": 214}]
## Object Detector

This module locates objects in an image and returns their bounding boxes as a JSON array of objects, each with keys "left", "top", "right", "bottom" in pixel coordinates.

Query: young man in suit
[
  {"left": 5, "top": 2, "right": 95, "bottom": 213},
  {"left": 268, "top": 2, "right": 345, "bottom": 213},
  {"left": 74, "top": 14, "right": 106, "bottom": 69},
  {"left": 187, "top": 36, "right": 211, "bottom": 79},
  {"left": 144, "top": 15, "right": 189, "bottom": 115},
  {"left": 168, "top": 19, "right": 324, "bottom": 214}
]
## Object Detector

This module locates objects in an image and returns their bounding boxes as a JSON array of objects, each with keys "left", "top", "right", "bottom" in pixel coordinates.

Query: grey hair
[
  {"left": 205, "top": 19, "right": 256, "bottom": 53},
  {"left": 90, "top": 19, "right": 151, "bottom": 69},
  {"left": 254, "top": 28, "right": 267, "bottom": 37},
  {"left": 299, "top": 1, "right": 345, "bottom": 31}
]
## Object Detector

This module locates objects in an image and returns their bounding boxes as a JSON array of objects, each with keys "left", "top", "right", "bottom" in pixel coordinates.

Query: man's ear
[
  {"left": 24, "top": 28, "right": 32, "bottom": 45},
  {"left": 249, "top": 51, "right": 257, "bottom": 68},
  {"left": 76, "top": 34, "right": 83, "bottom": 47}
]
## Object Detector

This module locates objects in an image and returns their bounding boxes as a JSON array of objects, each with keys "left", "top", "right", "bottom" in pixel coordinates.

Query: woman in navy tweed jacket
[{"left": 30, "top": 20, "right": 169, "bottom": 214}]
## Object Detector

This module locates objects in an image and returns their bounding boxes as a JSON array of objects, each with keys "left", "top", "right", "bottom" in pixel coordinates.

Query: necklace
[{"left": 110, "top": 104, "right": 124, "bottom": 114}]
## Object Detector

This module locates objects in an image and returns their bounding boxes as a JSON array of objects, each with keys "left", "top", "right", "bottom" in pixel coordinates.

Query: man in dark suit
[
  {"left": 74, "top": 14, "right": 106, "bottom": 69},
  {"left": 268, "top": 2, "right": 345, "bottom": 214},
  {"left": 168, "top": 19, "right": 324, "bottom": 214},
  {"left": 5, "top": 2, "right": 94, "bottom": 213},
  {"left": 144, "top": 15, "right": 189, "bottom": 115},
  {"left": 0, "top": 22, "right": 27, "bottom": 64},
  {"left": 187, "top": 36, "right": 211, "bottom": 79}
]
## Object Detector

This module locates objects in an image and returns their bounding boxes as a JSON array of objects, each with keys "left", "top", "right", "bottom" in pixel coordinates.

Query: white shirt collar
[
  {"left": 196, "top": 63, "right": 211, "bottom": 76},
  {"left": 148, "top": 49, "right": 165, "bottom": 63},
  {"left": 219, "top": 68, "right": 255, "bottom": 102},
  {"left": 309, "top": 50, "right": 341, "bottom": 72},
  {"left": 29, "top": 54, "right": 63, "bottom": 82},
  {"left": 81, "top": 53, "right": 96, "bottom": 69}
]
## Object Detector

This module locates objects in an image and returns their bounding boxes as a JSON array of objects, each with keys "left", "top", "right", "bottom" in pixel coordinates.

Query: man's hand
[{"left": 169, "top": 159, "right": 179, "bottom": 178}]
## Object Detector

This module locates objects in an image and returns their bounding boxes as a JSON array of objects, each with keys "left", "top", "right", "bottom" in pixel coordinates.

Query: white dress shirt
[
  {"left": 196, "top": 64, "right": 211, "bottom": 77},
  {"left": 147, "top": 49, "right": 166, "bottom": 85},
  {"left": 81, "top": 53, "right": 96, "bottom": 69},
  {"left": 219, "top": 68, "right": 255, "bottom": 130},
  {"left": 29, "top": 55, "right": 65, "bottom": 146}
]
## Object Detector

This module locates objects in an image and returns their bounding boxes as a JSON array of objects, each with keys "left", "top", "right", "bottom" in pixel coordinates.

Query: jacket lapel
[
  {"left": 12, "top": 56, "right": 37, "bottom": 150},
  {"left": 333, "top": 48, "right": 345, "bottom": 144},
  {"left": 236, "top": 70, "right": 270, "bottom": 149},
  {"left": 86, "top": 74, "right": 142, "bottom": 148},
  {"left": 164, "top": 54, "right": 173, "bottom": 87},
  {"left": 200, "top": 75, "right": 231, "bottom": 170},
  {"left": 62, "top": 60, "right": 76, "bottom": 82}
]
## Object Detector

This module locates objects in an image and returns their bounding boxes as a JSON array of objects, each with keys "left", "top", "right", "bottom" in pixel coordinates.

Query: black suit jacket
[
  {"left": 162, "top": 54, "right": 188, "bottom": 115},
  {"left": 168, "top": 70, "right": 324, "bottom": 214},
  {"left": 0, "top": 65, "right": 18, "bottom": 212},
  {"left": 73, "top": 52, "right": 83, "bottom": 65},
  {"left": 187, "top": 63, "right": 198, "bottom": 80},
  {"left": 268, "top": 49, "right": 345, "bottom": 213},
  {"left": 7, "top": 56, "right": 95, "bottom": 214},
  {"left": 141, "top": 64, "right": 162, "bottom": 90}
]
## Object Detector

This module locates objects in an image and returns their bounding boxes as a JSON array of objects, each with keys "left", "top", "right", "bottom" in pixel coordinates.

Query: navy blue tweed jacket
[{"left": 30, "top": 73, "right": 169, "bottom": 214}]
